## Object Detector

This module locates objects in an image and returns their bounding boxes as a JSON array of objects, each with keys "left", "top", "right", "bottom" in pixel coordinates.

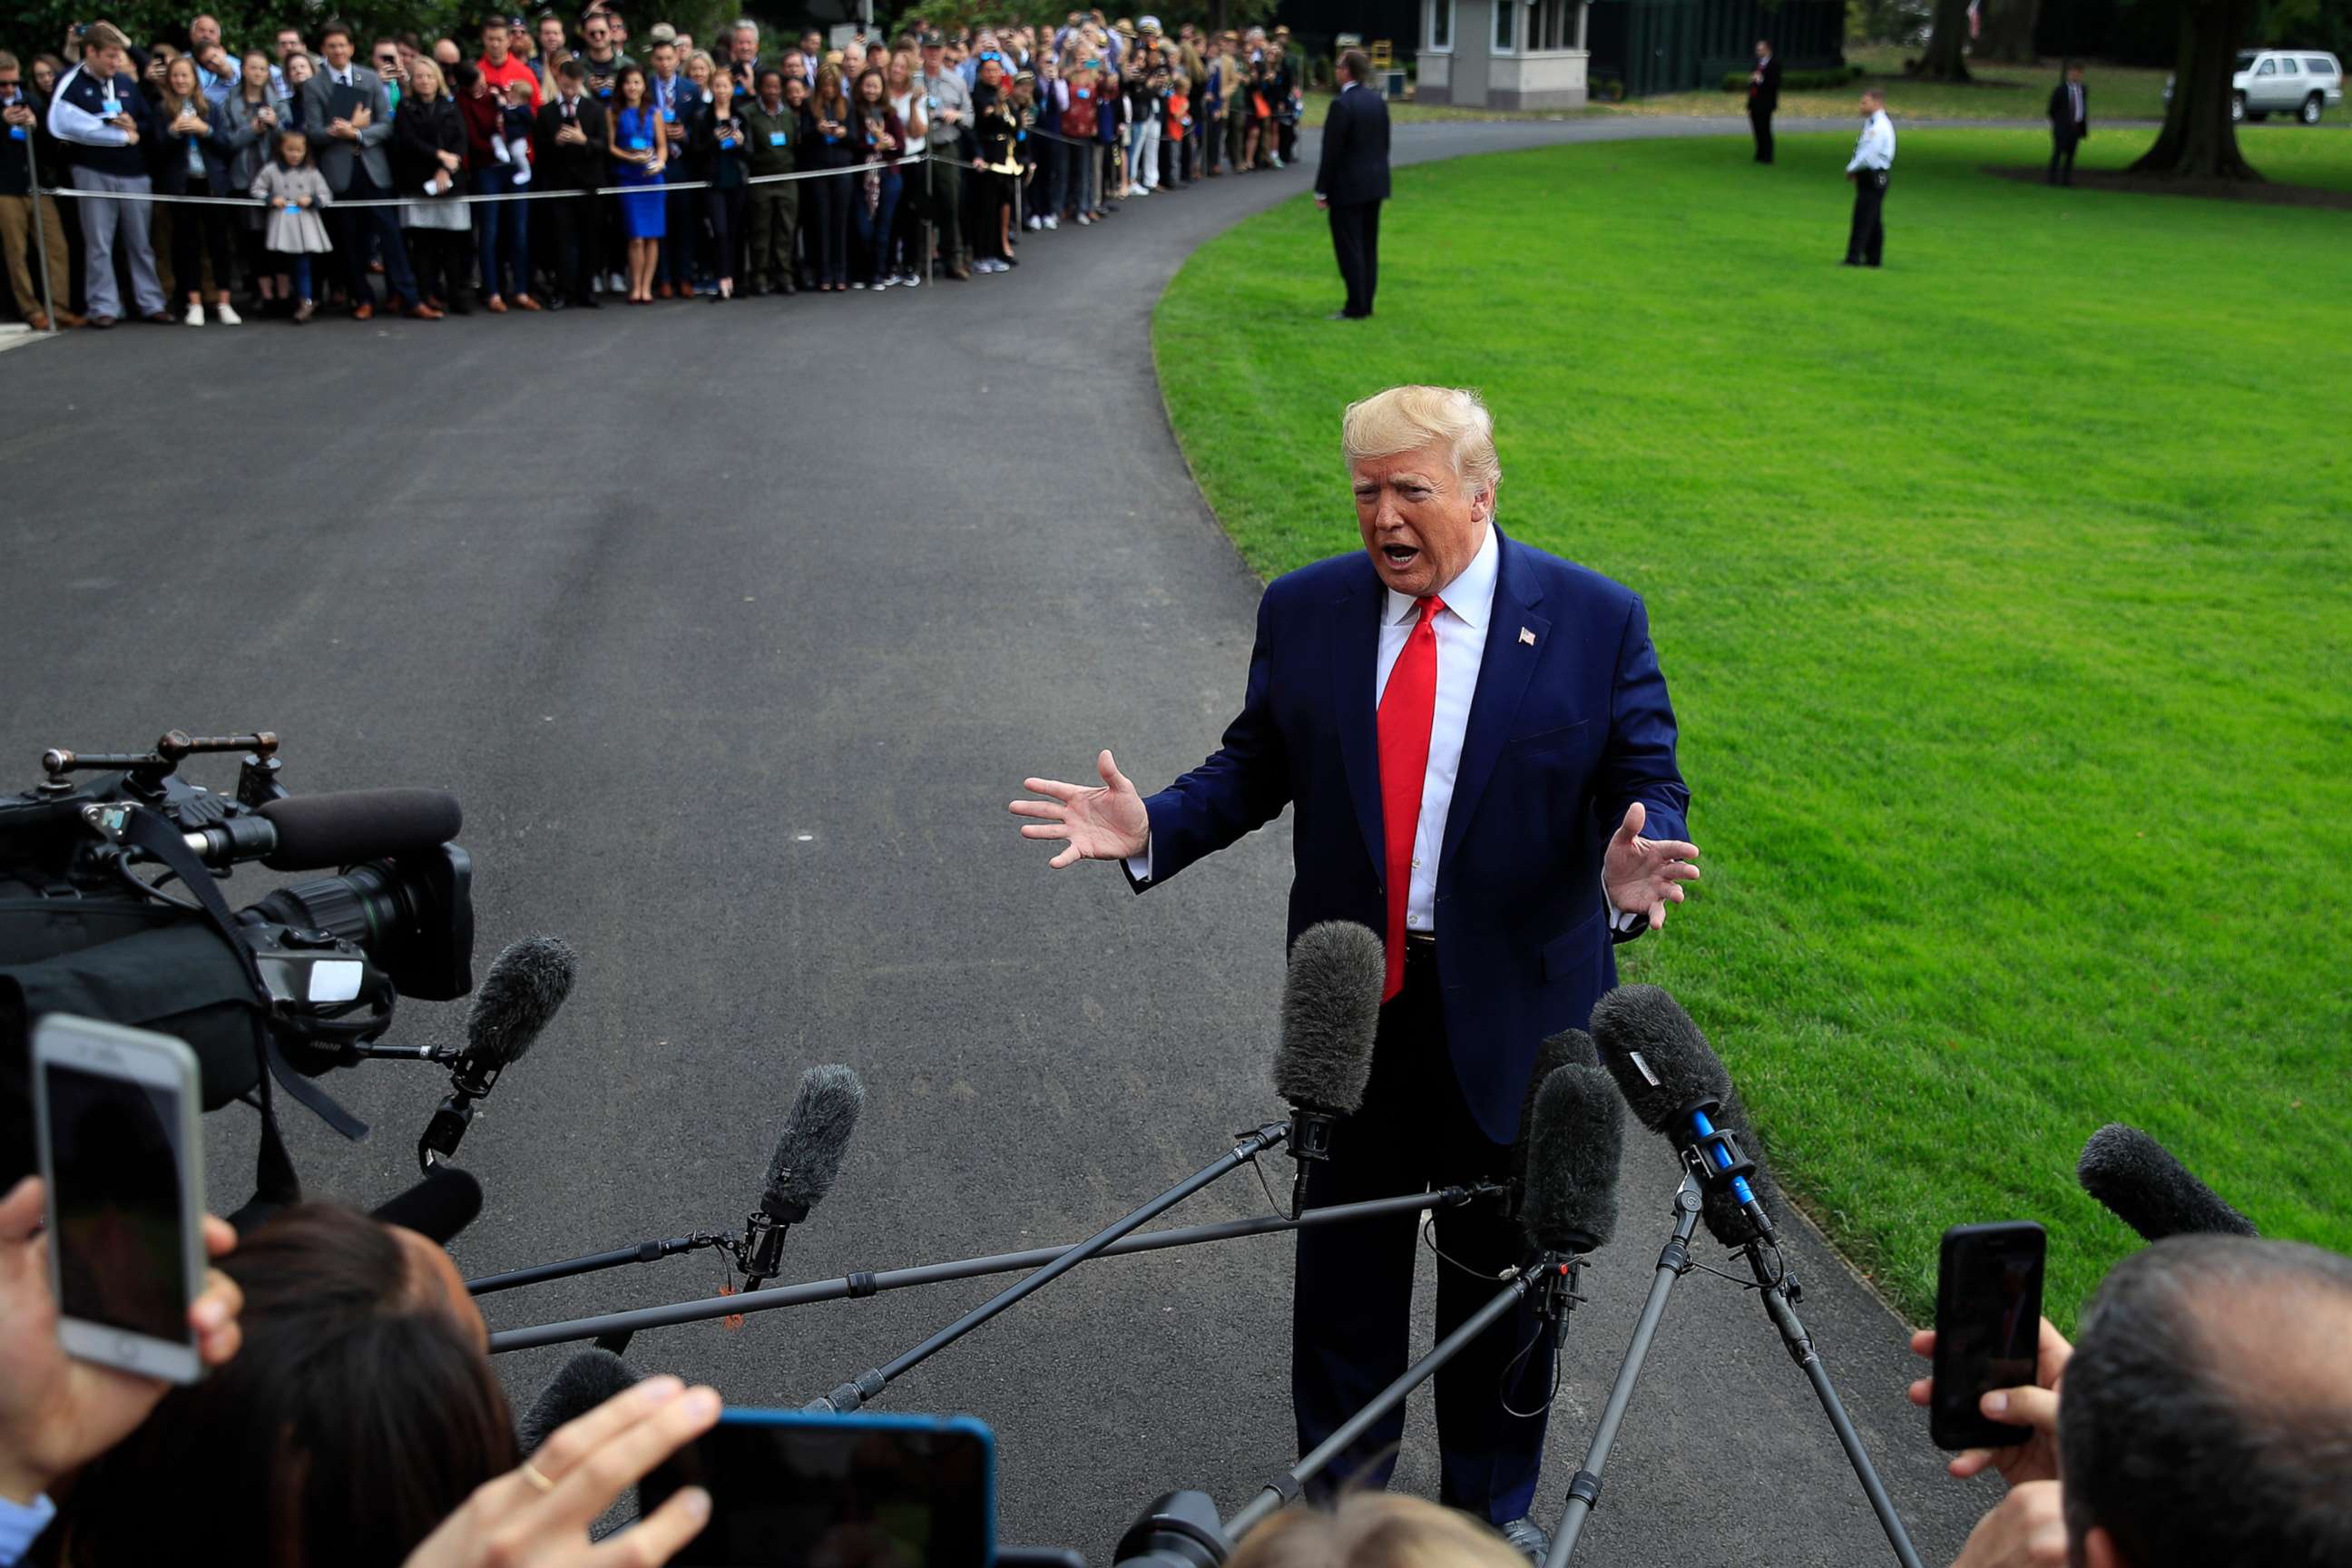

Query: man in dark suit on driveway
[
  {"left": 2048, "top": 62, "right": 2088, "bottom": 185},
  {"left": 1749, "top": 38, "right": 1781, "bottom": 162},
  {"left": 1314, "top": 48, "right": 1389, "bottom": 321},
  {"left": 1011, "top": 386, "right": 1699, "bottom": 1563}
]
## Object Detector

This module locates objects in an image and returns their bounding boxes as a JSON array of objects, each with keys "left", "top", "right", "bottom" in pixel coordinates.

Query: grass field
[{"left": 1153, "top": 126, "right": 2352, "bottom": 1328}]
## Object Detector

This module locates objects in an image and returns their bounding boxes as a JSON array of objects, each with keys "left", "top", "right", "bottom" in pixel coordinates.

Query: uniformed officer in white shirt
[{"left": 1844, "top": 85, "right": 1895, "bottom": 268}]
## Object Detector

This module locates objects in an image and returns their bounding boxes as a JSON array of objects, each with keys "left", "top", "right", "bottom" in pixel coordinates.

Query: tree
[
  {"left": 2127, "top": 0, "right": 2260, "bottom": 178},
  {"left": 1912, "top": 0, "right": 1974, "bottom": 77},
  {"left": 1974, "top": 0, "right": 2039, "bottom": 61}
]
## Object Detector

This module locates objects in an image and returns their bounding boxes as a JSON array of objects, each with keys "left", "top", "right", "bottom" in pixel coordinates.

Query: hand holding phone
[
  {"left": 1918, "top": 1221, "right": 2062, "bottom": 1468},
  {"left": 640, "top": 1408, "right": 995, "bottom": 1565},
  {"left": 2, "top": 1125, "right": 243, "bottom": 1506},
  {"left": 402, "top": 1377, "right": 721, "bottom": 1568}
]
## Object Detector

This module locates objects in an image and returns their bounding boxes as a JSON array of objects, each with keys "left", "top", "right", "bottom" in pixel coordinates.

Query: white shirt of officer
[{"left": 1847, "top": 106, "right": 1895, "bottom": 172}]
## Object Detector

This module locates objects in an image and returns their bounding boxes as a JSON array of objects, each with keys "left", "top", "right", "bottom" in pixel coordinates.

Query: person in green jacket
[{"left": 740, "top": 67, "right": 799, "bottom": 294}]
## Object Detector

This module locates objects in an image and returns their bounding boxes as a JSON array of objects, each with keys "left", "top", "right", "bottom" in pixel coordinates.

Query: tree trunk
[
  {"left": 2128, "top": 0, "right": 2259, "bottom": 180},
  {"left": 1914, "top": 0, "right": 1973, "bottom": 81},
  {"left": 1975, "top": 0, "right": 2039, "bottom": 64}
]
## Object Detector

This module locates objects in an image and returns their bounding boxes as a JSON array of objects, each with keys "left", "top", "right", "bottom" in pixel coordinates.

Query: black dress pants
[
  {"left": 1749, "top": 104, "right": 1774, "bottom": 162},
  {"left": 545, "top": 186, "right": 604, "bottom": 301},
  {"left": 1291, "top": 939, "right": 1553, "bottom": 1524},
  {"left": 2048, "top": 138, "right": 2077, "bottom": 184},
  {"left": 1845, "top": 169, "right": 1886, "bottom": 267},
  {"left": 1328, "top": 198, "right": 1380, "bottom": 318},
  {"left": 331, "top": 166, "right": 416, "bottom": 307}
]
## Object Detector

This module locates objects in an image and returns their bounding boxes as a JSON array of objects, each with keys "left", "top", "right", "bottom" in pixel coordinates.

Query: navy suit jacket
[{"left": 1131, "top": 528, "right": 1689, "bottom": 1143}]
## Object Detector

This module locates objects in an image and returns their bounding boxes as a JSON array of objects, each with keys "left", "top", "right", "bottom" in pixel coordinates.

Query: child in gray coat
[{"left": 248, "top": 129, "right": 333, "bottom": 323}]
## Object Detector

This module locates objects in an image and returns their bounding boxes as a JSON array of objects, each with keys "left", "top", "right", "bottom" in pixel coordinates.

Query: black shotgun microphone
[
  {"left": 1270, "top": 922, "right": 1385, "bottom": 1220},
  {"left": 369, "top": 1164, "right": 485, "bottom": 1246},
  {"left": 418, "top": 936, "right": 578, "bottom": 1170},
  {"left": 2077, "top": 1124, "right": 2259, "bottom": 1242},
  {"left": 1510, "top": 1029, "right": 1599, "bottom": 1219},
  {"left": 740, "top": 1064, "right": 866, "bottom": 1290},
  {"left": 517, "top": 1348, "right": 641, "bottom": 1455},
  {"left": 257, "top": 789, "right": 465, "bottom": 871},
  {"left": 1592, "top": 984, "right": 1783, "bottom": 1246},
  {"left": 1521, "top": 1063, "right": 1625, "bottom": 1259}
]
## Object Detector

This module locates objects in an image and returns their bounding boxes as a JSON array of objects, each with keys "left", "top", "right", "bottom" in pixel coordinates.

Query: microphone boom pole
[
  {"left": 488, "top": 1183, "right": 1499, "bottom": 1354},
  {"left": 1544, "top": 1175, "right": 1702, "bottom": 1568},
  {"left": 467, "top": 1232, "right": 733, "bottom": 1296},
  {"left": 810, "top": 1123, "right": 1291, "bottom": 1412},
  {"left": 1225, "top": 1254, "right": 1569, "bottom": 1544}
]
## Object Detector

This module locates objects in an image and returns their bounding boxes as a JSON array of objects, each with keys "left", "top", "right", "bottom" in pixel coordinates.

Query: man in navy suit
[
  {"left": 1314, "top": 48, "right": 1389, "bottom": 320},
  {"left": 1013, "top": 386, "right": 1696, "bottom": 1560}
]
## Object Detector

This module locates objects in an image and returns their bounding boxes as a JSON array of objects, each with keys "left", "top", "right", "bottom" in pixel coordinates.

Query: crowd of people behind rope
[{"left": 0, "top": 7, "right": 1309, "bottom": 330}]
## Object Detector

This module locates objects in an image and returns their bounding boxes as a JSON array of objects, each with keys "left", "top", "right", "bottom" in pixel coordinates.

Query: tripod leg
[
  {"left": 1759, "top": 1283, "right": 1925, "bottom": 1568},
  {"left": 1547, "top": 1180, "right": 1700, "bottom": 1567}
]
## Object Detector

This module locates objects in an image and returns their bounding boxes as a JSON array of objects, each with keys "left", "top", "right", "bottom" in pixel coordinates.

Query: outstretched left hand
[{"left": 1602, "top": 800, "right": 1700, "bottom": 931}]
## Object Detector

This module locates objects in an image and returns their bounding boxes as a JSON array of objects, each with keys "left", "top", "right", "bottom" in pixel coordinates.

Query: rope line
[{"left": 36, "top": 151, "right": 926, "bottom": 209}]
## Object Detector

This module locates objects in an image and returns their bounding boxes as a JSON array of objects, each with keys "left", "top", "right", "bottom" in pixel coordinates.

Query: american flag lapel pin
[{"left": 1519, "top": 627, "right": 1537, "bottom": 647}]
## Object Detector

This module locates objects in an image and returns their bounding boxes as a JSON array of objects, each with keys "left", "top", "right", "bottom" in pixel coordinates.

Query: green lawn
[{"left": 1153, "top": 126, "right": 2352, "bottom": 1328}]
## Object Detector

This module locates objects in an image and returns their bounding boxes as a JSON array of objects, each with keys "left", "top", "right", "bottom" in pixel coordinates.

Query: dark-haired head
[
  {"left": 54, "top": 1203, "right": 514, "bottom": 1568},
  {"left": 2060, "top": 1235, "right": 2352, "bottom": 1568}
]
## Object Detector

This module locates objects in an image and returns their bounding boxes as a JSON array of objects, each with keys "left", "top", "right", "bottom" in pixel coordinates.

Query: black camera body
[{"left": 0, "top": 733, "right": 475, "bottom": 1146}]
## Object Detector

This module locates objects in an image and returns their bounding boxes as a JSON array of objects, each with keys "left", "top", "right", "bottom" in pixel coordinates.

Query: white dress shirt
[
  {"left": 1847, "top": 108, "right": 1895, "bottom": 172},
  {"left": 1131, "top": 524, "right": 1636, "bottom": 933},
  {"left": 1375, "top": 523, "right": 1498, "bottom": 931}
]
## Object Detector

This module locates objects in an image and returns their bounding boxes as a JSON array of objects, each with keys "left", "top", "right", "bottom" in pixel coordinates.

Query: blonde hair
[
  {"left": 1230, "top": 1495, "right": 1530, "bottom": 1568},
  {"left": 406, "top": 55, "right": 444, "bottom": 96},
  {"left": 1342, "top": 386, "right": 1501, "bottom": 505}
]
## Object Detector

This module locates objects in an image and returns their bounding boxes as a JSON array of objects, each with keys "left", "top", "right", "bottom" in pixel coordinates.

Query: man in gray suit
[{"left": 302, "top": 20, "right": 434, "bottom": 318}]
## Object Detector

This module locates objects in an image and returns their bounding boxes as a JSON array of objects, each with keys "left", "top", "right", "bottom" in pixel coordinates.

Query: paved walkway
[{"left": 1, "top": 116, "right": 1994, "bottom": 1563}]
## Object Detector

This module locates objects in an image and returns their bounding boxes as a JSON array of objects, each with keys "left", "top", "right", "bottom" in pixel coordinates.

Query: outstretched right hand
[{"left": 1010, "top": 750, "right": 1150, "bottom": 869}]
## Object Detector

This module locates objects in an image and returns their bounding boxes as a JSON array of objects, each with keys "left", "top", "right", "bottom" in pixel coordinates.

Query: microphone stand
[
  {"left": 1741, "top": 1237, "right": 1924, "bottom": 1568},
  {"left": 810, "top": 1123, "right": 1291, "bottom": 1412},
  {"left": 468, "top": 1232, "right": 734, "bottom": 1295},
  {"left": 1544, "top": 1174, "right": 1701, "bottom": 1568},
  {"left": 1224, "top": 1253, "right": 1573, "bottom": 1543},
  {"left": 489, "top": 1182, "right": 1505, "bottom": 1354}
]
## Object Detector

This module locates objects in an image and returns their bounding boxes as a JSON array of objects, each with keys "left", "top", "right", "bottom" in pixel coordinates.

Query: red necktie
[{"left": 1377, "top": 595, "right": 1444, "bottom": 1002}]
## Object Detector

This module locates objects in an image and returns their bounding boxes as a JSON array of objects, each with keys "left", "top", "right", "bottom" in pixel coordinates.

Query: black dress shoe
[
  {"left": 1326, "top": 309, "right": 1354, "bottom": 320},
  {"left": 544, "top": 296, "right": 569, "bottom": 310},
  {"left": 1497, "top": 1517, "right": 1551, "bottom": 1564},
  {"left": 574, "top": 295, "right": 602, "bottom": 309}
]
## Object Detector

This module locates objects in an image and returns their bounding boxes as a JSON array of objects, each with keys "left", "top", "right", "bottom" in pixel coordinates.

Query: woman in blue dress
[{"left": 609, "top": 64, "right": 669, "bottom": 304}]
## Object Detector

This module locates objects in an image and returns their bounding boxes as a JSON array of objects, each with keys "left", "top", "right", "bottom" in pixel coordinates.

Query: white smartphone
[{"left": 31, "top": 1014, "right": 209, "bottom": 1385}]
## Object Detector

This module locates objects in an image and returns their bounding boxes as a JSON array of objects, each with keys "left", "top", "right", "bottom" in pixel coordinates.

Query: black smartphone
[
  {"left": 1930, "top": 1220, "right": 2047, "bottom": 1451},
  {"left": 640, "top": 1409, "right": 995, "bottom": 1566}
]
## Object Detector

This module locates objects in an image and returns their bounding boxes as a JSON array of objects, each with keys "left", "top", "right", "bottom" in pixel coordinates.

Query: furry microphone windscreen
[
  {"left": 518, "top": 1348, "right": 641, "bottom": 1455},
  {"left": 2078, "top": 1124, "right": 2259, "bottom": 1243},
  {"left": 1520, "top": 1063, "right": 1625, "bottom": 1255},
  {"left": 1271, "top": 921, "right": 1386, "bottom": 1114},
  {"left": 1591, "top": 984, "right": 1785, "bottom": 1247},
  {"left": 763, "top": 1064, "right": 867, "bottom": 1223},
  {"left": 1511, "top": 1029, "right": 1601, "bottom": 1189},
  {"left": 464, "top": 936, "right": 580, "bottom": 1070}
]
